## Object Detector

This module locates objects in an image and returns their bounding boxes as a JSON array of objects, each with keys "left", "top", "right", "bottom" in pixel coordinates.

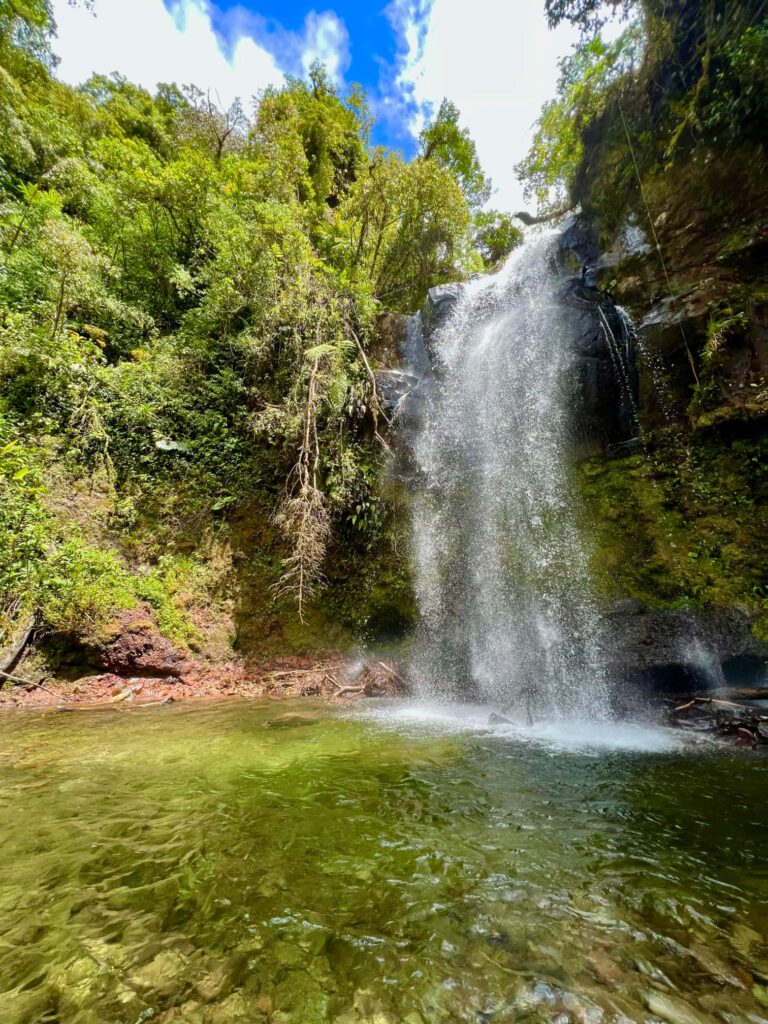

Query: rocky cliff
[{"left": 561, "top": 172, "right": 768, "bottom": 691}]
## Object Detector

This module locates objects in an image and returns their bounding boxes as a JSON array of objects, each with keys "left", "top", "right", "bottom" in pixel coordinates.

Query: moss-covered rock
[{"left": 578, "top": 430, "right": 768, "bottom": 639}]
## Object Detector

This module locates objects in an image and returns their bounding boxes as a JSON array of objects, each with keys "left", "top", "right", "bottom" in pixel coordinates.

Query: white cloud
[
  {"left": 388, "top": 0, "right": 583, "bottom": 212},
  {"left": 49, "top": 1, "right": 351, "bottom": 109},
  {"left": 299, "top": 11, "right": 350, "bottom": 83}
]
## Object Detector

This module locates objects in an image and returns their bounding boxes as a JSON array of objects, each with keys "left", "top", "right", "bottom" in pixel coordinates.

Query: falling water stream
[{"left": 410, "top": 234, "right": 608, "bottom": 717}]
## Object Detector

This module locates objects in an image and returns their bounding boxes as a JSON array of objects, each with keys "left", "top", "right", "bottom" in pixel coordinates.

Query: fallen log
[
  {"left": 668, "top": 694, "right": 768, "bottom": 748},
  {"left": 677, "top": 696, "right": 768, "bottom": 714},
  {"left": 334, "top": 685, "right": 365, "bottom": 698},
  {"left": 0, "top": 614, "right": 35, "bottom": 676}
]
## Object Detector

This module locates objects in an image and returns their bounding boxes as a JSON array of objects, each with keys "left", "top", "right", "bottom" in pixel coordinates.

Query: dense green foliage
[
  {"left": 516, "top": 28, "right": 642, "bottom": 213},
  {"left": 524, "top": 1, "right": 768, "bottom": 224},
  {"left": 0, "top": 2, "right": 515, "bottom": 653}
]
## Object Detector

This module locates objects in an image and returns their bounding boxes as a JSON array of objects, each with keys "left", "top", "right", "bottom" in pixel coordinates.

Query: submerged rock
[
  {"left": 128, "top": 948, "right": 191, "bottom": 1000},
  {"left": 644, "top": 990, "right": 714, "bottom": 1024},
  {"left": 205, "top": 991, "right": 252, "bottom": 1023},
  {"left": 688, "top": 942, "right": 748, "bottom": 989}
]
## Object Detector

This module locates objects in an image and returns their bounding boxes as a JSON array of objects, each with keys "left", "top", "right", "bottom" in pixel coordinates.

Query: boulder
[
  {"left": 97, "top": 607, "right": 188, "bottom": 678},
  {"left": 421, "top": 283, "right": 464, "bottom": 354},
  {"left": 375, "top": 369, "right": 420, "bottom": 415}
]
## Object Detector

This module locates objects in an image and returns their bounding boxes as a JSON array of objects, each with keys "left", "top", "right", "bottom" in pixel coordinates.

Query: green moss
[
  {"left": 578, "top": 431, "right": 768, "bottom": 634},
  {"left": 223, "top": 481, "right": 416, "bottom": 659},
  {"left": 38, "top": 539, "right": 138, "bottom": 645},
  {"left": 134, "top": 555, "right": 211, "bottom": 648}
]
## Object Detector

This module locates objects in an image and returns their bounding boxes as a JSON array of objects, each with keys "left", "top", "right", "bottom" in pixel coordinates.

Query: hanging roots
[
  {"left": 272, "top": 356, "right": 331, "bottom": 622},
  {"left": 272, "top": 482, "right": 331, "bottom": 622}
]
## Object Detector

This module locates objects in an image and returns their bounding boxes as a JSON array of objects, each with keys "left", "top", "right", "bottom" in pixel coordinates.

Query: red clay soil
[{"left": 0, "top": 656, "right": 405, "bottom": 709}]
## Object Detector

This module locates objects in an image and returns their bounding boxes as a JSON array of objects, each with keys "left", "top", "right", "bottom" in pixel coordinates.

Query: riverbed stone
[
  {"left": 688, "top": 941, "right": 748, "bottom": 989},
  {"left": 157, "top": 999, "right": 206, "bottom": 1023},
  {"left": 587, "top": 948, "right": 625, "bottom": 987},
  {"left": 644, "top": 990, "right": 715, "bottom": 1024},
  {"left": 2, "top": 987, "right": 55, "bottom": 1024},
  {"left": 82, "top": 937, "right": 133, "bottom": 971},
  {"left": 50, "top": 955, "right": 109, "bottom": 1015},
  {"left": 205, "top": 990, "right": 252, "bottom": 1023},
  {"left": 194, "top": 957, "right": 238, "bottom": 1003},
  {"left": 270, "top": 938, "right": 308, "bottom": 968},
  {"left": 128, "top": 948, "right": 190, "bottom": 1000}
]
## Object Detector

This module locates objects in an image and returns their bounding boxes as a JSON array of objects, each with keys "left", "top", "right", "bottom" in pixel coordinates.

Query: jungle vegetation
[{"left": 0, "top": 0, "right": 522, "bottom": 653}]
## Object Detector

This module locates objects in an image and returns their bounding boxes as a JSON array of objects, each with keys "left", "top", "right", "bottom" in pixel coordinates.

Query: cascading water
[{"left": 409, "top": 232, "right": 609, "bottom": 719}]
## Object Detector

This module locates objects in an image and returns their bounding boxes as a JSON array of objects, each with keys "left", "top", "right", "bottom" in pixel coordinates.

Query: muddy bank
[{"left": 0, "top": 657, "right": 406, "bottom": 709}]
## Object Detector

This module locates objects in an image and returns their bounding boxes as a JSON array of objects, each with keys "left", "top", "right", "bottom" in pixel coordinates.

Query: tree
[
  {"left": 473, "top": 210, "right": 523, "bottom": 269},
  {"left": 516, "top": 26, "right": 642, "bottom": 212},
  {"left": 420, "top": 99, "right": 491, "bottom": 209},
  {"left": 177, "top": 88, "right": 247, "bottom": 163},
  {"left": 0, "top": 0, "right": 53, "bottom": 62},
  {"left": 544, "top": 0, "right": 633, "bottom": 31},
  {"left": 0, "top": 19, "right": 510, "bottom": 634}
]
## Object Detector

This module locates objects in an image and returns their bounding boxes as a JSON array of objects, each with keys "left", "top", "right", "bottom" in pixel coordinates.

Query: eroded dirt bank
[{"left": 0, "top": 656, "right": 405, "bottom": 709}]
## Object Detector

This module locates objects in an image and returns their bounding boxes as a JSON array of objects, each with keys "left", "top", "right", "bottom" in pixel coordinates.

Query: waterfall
[{"left": 408, "top": 232, "right": 609, "bottom": 719}]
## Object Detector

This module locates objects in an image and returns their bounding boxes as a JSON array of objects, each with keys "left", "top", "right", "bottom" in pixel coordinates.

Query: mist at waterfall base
[{"left": 403, "top": 232, "right": 618, "bottom": 730}]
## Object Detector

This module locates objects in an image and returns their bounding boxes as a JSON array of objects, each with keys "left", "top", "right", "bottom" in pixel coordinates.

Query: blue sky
[
  {"left": 205, "top": 0, "right": 419, "bottom": 152},
  {"left": 50, "top": 0, "right": 589, "bottom": 210}
]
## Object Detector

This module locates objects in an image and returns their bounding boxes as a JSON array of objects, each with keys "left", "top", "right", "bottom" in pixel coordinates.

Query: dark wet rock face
[
  {"left": 603, "top": 602, "right": 768, "bottom": 701},
  {"left": 383, "top": 244, "right": 641, "bottom": 455},
  {"left": 558, "top": 277, "right": 639, "bottom": 451},
  {"left": 376, "top": 369, "right": 420, "bottom": 414}
]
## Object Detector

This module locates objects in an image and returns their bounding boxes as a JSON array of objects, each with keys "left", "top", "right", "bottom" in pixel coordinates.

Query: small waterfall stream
[{"left": 408, "top": 232, "right": 610, "bottom": 719}]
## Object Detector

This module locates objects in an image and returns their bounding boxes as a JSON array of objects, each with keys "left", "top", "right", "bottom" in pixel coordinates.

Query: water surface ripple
[{"left": 1, "top": 699, "right": 767, "bottom": 1023}]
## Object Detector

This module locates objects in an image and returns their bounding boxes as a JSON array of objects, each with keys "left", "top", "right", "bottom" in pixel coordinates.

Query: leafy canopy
[{"left": 0, "top": 13, "right": 515, "bottom": 636}]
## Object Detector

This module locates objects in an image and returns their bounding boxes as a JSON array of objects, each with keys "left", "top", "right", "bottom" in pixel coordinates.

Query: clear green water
[{"left": 1, "top": 700, "right": 768, "bottom": 1024}]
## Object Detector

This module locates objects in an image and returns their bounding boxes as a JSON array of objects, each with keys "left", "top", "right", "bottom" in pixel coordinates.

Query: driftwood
[
  {"left": 669, "top": 695, "right": 768, "bottom": 748},
  {"left": 259, "top": 659, "right": 407, "bottom": 700},
  {"left": 329, "top": 660, "right": 404, "bottom": 698},
  {"left": 333, "top": 685, "right": 365, "bottom": 698}
]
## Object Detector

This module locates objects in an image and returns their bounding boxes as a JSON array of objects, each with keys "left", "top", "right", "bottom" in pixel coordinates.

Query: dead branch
[
  {"left": 669, "top": 693, "right": 768, "bottom": 748},
  {"left": 0, "top": 614, "right": 35, "bottom": 675},
  {"left": 272, "top": 357, "right": 331, "bottom": 622},
  {"left": 672, "top": 696, "right": 768, "bottom": 716},
  {"left": 377, "top": 661, "right": 405, "bottom": 685},
  {"left": 0, "top": 669, "right": 57, "bottom": 697},
  {"left": 350, "top": 328, "right": 392, "bottom": 427},
  {"left": 264, "top": 667, "right": 325, "bottom": 679}
]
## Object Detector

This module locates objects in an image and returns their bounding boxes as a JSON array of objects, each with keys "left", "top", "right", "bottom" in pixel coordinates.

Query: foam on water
[{"left": 355, "top": 700, "right": 691, "bottom": 754}]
